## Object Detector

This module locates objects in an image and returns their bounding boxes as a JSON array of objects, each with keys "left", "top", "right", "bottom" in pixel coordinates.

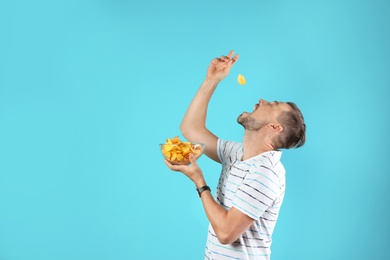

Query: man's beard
[{"left": 237, "top": 113, "right": 267, "bottom": 131}]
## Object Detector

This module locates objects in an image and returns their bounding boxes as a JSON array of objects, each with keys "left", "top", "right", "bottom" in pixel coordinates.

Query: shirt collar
[{"left": 240, "top": 149, "right": 282, "bottom": 165}]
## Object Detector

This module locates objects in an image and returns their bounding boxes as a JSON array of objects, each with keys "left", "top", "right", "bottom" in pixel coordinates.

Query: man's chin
[
  {"left": 237, "top": 113, "right": 248, "bottom": 125},
  {"left": 238, "top": 112, "right": 249, "bottom": 119}
]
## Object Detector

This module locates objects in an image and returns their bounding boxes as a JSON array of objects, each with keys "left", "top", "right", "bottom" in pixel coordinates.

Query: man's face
[{"left": 237, "top": 99, "right": 291, "bottom": 130}]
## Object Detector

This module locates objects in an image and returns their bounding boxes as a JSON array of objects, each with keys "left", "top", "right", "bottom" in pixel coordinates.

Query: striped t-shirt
[{"left": 204, "top": 139, "right": 286, "bottom": 260}]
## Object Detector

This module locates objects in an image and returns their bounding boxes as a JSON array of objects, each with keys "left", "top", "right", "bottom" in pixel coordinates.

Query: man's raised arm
[{"left": 180, "top": 51, "right": 239, "bottom": 163}]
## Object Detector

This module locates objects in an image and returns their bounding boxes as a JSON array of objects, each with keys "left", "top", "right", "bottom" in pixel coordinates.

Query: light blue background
[{"left": 0, "top": 0, "right": 389, "bottom": 259}]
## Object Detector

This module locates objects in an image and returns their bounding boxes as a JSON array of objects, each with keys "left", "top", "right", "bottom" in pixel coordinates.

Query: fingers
[
  {"left": 226, "top": 50, "right": 234, "bottom": 59},
  {"left": 218, "top": 55, "right": 230, "bottom": 62},
  {"left": 164, "top": 159, "right": 185, "bottom": 172},
  {"left": 164, "top": 155, "right": 199, "bottom": 173},
  {"left": 217, "top": 50, "right": 239, "bottom": 64},
  {"left": 189, "top": 153, "right": 198, "bottom": 166},
  {"left": 232, "top": 54, "right": 239, "bottom": 64}
]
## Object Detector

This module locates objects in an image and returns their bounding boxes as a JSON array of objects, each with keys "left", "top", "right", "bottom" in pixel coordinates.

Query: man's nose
[{"left": 259, "top": 99, "right": 269, "bottom": 105}]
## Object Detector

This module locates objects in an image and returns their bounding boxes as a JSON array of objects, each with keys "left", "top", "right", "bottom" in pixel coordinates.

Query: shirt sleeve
[
  {"left": 217, "top": 138, "right": 241, "bottom": 163},
  {"left": 232, "top": 170, "right": 280, "bottom": 220}
]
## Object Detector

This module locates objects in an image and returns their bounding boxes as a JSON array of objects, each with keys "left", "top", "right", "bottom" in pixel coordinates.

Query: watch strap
[{"left": 196, "top": 185, "right": 211, "bottom": 198}]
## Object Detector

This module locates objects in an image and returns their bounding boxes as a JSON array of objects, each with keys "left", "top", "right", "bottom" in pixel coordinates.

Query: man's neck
[{"left": 241, "top": 131, "right": 275, "bottom": 161}]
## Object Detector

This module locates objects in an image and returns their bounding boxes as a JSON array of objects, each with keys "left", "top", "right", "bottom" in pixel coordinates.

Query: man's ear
[{"left": 270, "top": 123, "right": 283, "bottom": 133}]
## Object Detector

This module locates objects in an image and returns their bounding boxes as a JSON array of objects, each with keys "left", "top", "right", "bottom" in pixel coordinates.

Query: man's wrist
[
  {"left": 194, "top": 178, "right": 207, "bottom": 189},
  {"left": 204, "top": 78, "right": 220, "bottom": 86}
]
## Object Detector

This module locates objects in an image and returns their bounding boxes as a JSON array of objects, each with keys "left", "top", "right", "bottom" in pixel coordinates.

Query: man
[{"left": 164, "top": 50, "right": 306, "bottom": 259}]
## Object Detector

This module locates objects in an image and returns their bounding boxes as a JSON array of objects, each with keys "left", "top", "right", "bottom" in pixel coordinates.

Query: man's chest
[{"left": 217, "top": 161, "right": 250, "bottom": 207}]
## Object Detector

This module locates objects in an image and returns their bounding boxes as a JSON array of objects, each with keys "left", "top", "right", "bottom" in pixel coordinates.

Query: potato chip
[
  {"left": 237, "top": 74, "right": 246, "bottom": 85},
  {"left": 161, "top": 136, "right": 204, "bottom": 165}
]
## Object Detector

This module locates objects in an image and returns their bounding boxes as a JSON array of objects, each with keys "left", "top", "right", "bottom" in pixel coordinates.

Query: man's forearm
[
  {"left": 199, "top": 190, "right": 254, "bottom": 245},
  {"left": 192, "top": 174, "right": 254, "bottom": 245},
  {"left": 181, "top": 51, "right": 238, "bottom": 140},
  {"left": 192, "top": 176, "right": 230, "bottom": 243},
  {"left": 180, "top": 79, "right": 218, "bottom": 140}
]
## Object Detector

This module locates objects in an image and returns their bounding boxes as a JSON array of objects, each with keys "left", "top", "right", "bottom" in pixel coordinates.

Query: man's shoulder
[
  {"left": 253, "top": 150, "right": 283, "bottom": 168},
  {"left": 246, "top": 151, "right": 285, "bottom": 180},
  {"left": 218, "top": 139, "right": 242, "bottom": 150},
  {"left": 218, "top": 138, "right": 243, "bottom": 159}
]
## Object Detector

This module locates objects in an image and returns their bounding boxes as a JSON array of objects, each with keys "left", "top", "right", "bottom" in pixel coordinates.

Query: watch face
[{"left": 197, "top": 186, "right": 211, "bottom": 197}]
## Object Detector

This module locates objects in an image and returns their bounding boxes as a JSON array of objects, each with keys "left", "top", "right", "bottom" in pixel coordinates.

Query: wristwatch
[{"left": 196, "top": 185, "right": 211, "bottom": 198}]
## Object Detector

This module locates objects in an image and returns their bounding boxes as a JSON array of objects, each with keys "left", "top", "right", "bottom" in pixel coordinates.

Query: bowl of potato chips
[{"left": 160, "top": 136, "right": 205, "bottom": 165}]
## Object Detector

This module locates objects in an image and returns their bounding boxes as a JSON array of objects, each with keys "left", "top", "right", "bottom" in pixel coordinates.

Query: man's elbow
[
  {"left": 179, "top": 123, "right": 189, "bottom": 139},
  {"left": 180, "top": 123, "right": 200, "bottom": 142},
  {"left": 217, "top": 232, "right": 238, "bottom": 245}
]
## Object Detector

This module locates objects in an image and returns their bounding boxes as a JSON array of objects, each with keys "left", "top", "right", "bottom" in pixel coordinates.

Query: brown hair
[{"left": 275, "top": 102, "right": 306, "bottom": 149}]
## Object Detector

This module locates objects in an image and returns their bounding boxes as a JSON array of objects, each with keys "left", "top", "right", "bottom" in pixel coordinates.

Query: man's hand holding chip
[
  {"left": 164, "top": 154, "right": 207, "bottom": 188},
  {"left": 206, "top": 50, "right": 239, "bottom": 84}
]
